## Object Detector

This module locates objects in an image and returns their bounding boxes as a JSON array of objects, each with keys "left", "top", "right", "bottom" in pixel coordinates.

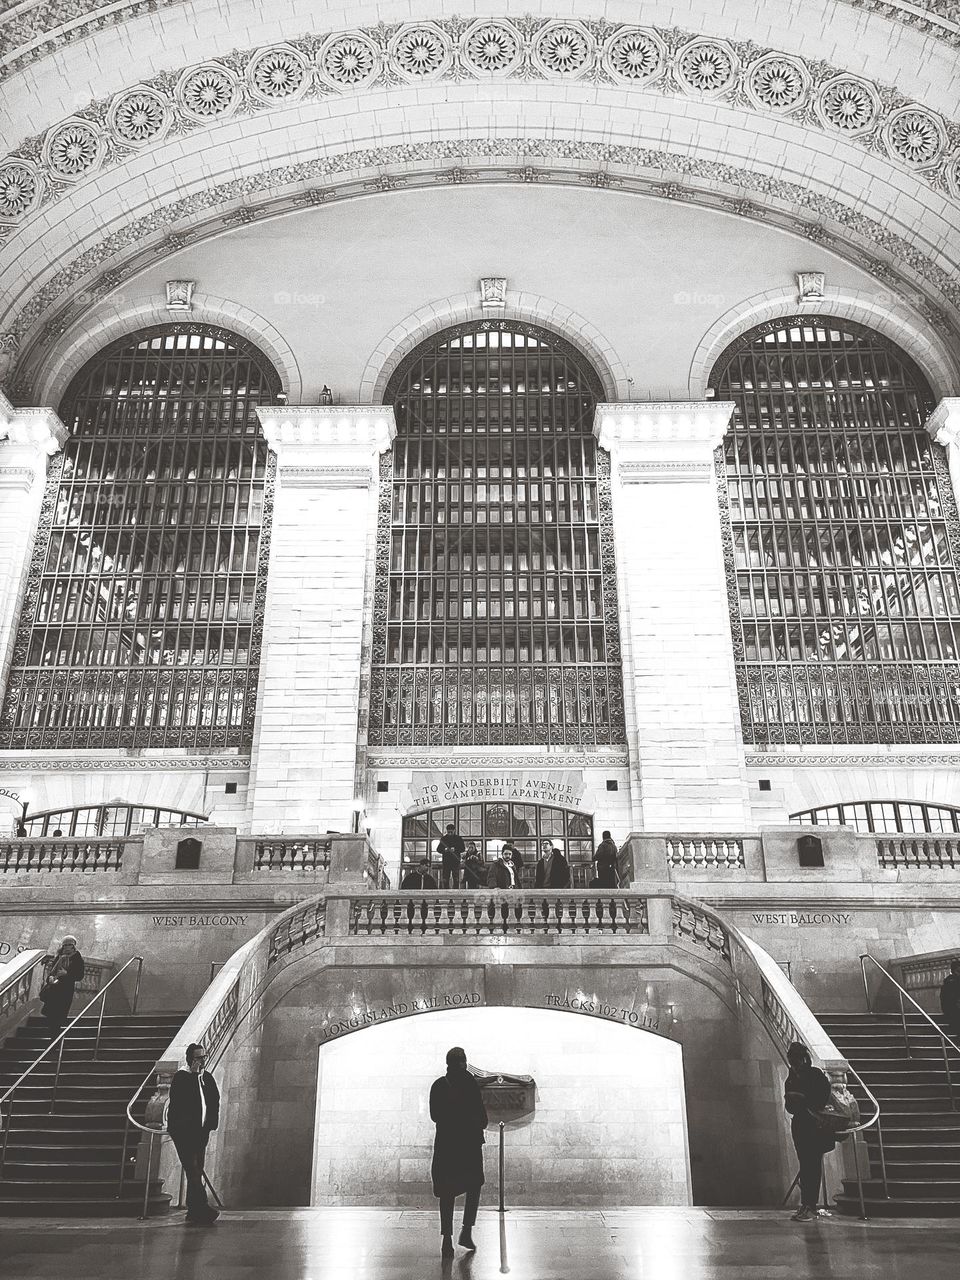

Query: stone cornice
[
  {"left": 745, "top": 749, "right": 960, "bottom": 767},
  {"left": 255, "top": 405, "right": 396, "bottom": 456},
  {"left": 0, "top": 393, "right": 66, "bottom": 454},
  {"left": 595, "top": 401, "right": 735, "bottom": 451},
  {"left": 927, "top": 396, "right": 960, "bottom": 448}
]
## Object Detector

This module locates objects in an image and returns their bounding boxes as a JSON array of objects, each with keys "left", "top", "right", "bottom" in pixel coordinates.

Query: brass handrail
[
  {"left": 861, "top": 952, "right": 960, "bottom": 1110},
  {"left": 0, "top": 954, "right": 143, "bottom": 1178}
]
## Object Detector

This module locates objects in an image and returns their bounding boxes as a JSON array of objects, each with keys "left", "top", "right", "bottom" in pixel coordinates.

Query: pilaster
[
  {"left": 248, "top": 406, "right": 395, "bottom": 833},
  {"left": 927, "top": 398, "right": 960, "bottom": 510},
  {"left": 0, "top": 394, "right": 67, "bottom": 706},
  {"left": 596, "top": 401, "right": 752, "bottom": 832}
]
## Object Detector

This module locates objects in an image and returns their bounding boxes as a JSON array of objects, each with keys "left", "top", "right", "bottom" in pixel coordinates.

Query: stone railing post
[
  {"left": 248, "top": 406, "right": 395, "bottom": 834},
  {"left": 927, "top": 398, "right": 960, "bottom": 511},
  {"left": 596, "top": 402, "right": 751, "bottom": 830},
  {"left": 0, "top": 394, "right": 67, "bottom": 707}
]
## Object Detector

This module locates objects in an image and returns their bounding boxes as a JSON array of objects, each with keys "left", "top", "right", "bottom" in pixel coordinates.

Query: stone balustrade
[
  {"left": 0, "top": 837, "right": 125, "bottom": 873},
  {"left": 348, "top": 892, "right": 648, "bottom": 938},
  {"left": 246, "top": 836, "right": 332, "bottom": 872},
  {"left": 877, "top": 837, "right": 960, "bottom": 870},
  {"left": 268, "top": 899, "right": 327, "bottom": 966},
  {"left": 665, "top": 835, "right": 746, "bottom": 870}
]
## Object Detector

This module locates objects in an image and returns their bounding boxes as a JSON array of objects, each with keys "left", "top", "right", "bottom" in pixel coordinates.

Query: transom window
[
  {"left": 0, "top": 325, "right": 280, "bottom": 750},
  {"left": 368, "top": 321, "right": 625, "bottom": 747},
  {"left": 791, "top": 800, "right": 960, "bottom": 834},
  {"left": 401, "top": 801, "right": 594, "bottom": 883},
  {"left": 24, "top": 802, "right": 207, "bottom": 838},
  {"left": 710, "top": 318, "right": 960, "bottom": 744}
]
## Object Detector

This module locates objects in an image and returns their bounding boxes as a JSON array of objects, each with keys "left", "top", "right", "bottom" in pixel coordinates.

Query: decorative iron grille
[
  {"left": 368, "top": 321, "right": 625, "bottom": 746},
  {"left": 710, "top": 317, "right": 960, "bottom": 745},
  {"left": 0, "top": 325, "right": 280, "bottom": 749}
]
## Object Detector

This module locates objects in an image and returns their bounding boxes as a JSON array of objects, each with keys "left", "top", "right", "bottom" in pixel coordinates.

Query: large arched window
[
  {"left": 0, "top": 325, "right": 280, "bottom": 750},
  {"left": 710, "top": 317, "right": 960, "bottom": 744},
  {"left": 368, "top": 320, "right": 625, "bottom": 747}
]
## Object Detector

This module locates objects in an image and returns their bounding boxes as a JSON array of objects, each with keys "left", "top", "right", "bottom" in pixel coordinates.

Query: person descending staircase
[
  {"left": 0, "top": 1010, "right": 188, "bottom": 1216},
  {"left": 819, "top": 1011, "right": 960, "bottom": 1217}
]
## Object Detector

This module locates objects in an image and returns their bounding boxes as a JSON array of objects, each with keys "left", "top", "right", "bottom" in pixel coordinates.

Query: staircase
[
  {"left": 0, "top": 1011, "right": 187, "bottom": 1216},
  {"left": 819, "top": 1011, "right": 960, "bottom": 1217}
]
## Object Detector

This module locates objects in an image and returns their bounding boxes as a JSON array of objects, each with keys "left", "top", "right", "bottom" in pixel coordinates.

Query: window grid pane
[
  {"left": 790, "top": 800, "right": 960, "bottom": 834},
  {"left": 0, "top": 325, "right": 280, "bottom": 750},
  {"left": 712, "top": 318, "right": 960, "bottom": 745},
  {"left": 369, "top": 322, "right": 625, "bottom": 746}
]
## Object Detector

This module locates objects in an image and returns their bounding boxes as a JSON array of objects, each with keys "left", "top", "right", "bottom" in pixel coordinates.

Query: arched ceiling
[{"left": 0, "top": 0, "right": 958, "bottom": 400}]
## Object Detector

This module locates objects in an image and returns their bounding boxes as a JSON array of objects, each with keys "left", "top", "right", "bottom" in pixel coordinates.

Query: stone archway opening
[{"left": 311, "top": 1006, "right": 691, "bottom": 1207}]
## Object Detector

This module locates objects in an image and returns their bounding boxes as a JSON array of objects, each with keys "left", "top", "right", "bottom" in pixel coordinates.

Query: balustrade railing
[
  {"left": 876, "top": 837, "right": 960, "bottom": 869},
  {"left": 672, "top": 898, "right": 732, "bottom": 962},
  {"left": 349, "top": 892, "right": 648, "bottom": 938},
  {"left": 666, "top": 836, "right": 745, "bottom": 870},
  {"left": 251, "top": 837, "right": 331, "bottom": 872},
  {"left": 892, "top": 950, "right": 956, "bottom": 1000},
  {"left": 0, "top": 837, "right": 125, "bottom": 873},
  {"left": 267, "top": 899, "right": 327, "bottom": 965},
  {"left": 0, "top": 951, "right": 47, "bottom": 1027}
]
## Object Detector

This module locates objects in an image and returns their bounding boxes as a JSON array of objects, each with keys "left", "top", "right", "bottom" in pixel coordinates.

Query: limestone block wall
[{"left": 312, "top": 1007, "right": 691, "bottom": 1207}]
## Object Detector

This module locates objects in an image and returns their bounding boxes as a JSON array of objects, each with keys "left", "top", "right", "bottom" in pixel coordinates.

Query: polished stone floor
[{"left": 1, "top": 1208, "right": 958, "bottom": 1280}]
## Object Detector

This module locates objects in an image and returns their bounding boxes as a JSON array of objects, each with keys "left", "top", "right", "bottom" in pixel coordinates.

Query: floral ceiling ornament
[
  {"left": 43, "top": 118, "right": 104, "bottom": 181},
  {"left": 0, "top": 161, "right": 40, "bottom": 222},
  {"left": 176, "top": 63, "right": 240, "bottom": 121},
  {"left": 247, "top": 45, "right": 310, "bottom": 103},
  {"left": 676, "top": 37, "right": 738, "bottom": 96},
  {"left": 390, "top": 23, "right": 451, "bottom": 80},
  {"left": 317, "top": 32, "right": 379, "bottom": 87},
  {"left": 603, "top": 28, "right": 665, "bottom": 83},
  {"left": 461, "top": 20, "right": 522, "bottom": 75},
  {"left": 108, "top": 88, "right": 171, "bottom": 146},
  {"left": 533, "top": 21, "right": 592, "bottom": 76},
  {"left": 747, "top": 54, "right": 809, "bottom": 112},
  {"left": 883, "top": 106, "right": 946, "bottom": 168},
  {"left": 815, "top": 74, "right": 880, "bottom": 134}
]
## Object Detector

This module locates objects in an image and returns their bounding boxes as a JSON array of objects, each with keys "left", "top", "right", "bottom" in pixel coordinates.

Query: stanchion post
[{"left": 498, "top": 1121, "right": 505, "bottom": 1213}]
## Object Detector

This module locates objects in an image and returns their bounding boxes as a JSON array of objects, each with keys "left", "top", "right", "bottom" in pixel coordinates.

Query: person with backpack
[{"left": 783, "top": 1042, "right": 837, "bottom": 1222}]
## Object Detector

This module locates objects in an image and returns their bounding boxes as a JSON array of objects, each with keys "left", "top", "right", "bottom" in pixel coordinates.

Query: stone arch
[
  {"left": 35, "top": 293, "right": 301, "bottom": 408},
  {"left": 354, "top": 292, "right": 627, "bottom": 403},
  {"left": 688, "top": 285, "right": 960, "bottom": 400}
]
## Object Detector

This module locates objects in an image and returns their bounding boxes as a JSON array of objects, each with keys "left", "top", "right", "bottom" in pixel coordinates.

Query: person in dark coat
[
  {"left": 593, "top": 831, "right": 620, "bottom": 888},
  {"left": 486, "top": 849, "right": 515, "bottom": 889},
  {"left": 783, "top": 1042, "right": 836, "bottom": 1222},
  {"left": 939, "top": 959, "right": 960, "bottom": 1038},
  {"left": 437, "top": 824, "right": 465, "bottom": 890},
  {"left": 461, "top": 845, "right": 485, "bottom": 890},
  {"left": 167, "top": 1042, "right": 221, "bottom": 1226},
  {"left": 40, "top": 935, "right": 84, "bottom": 1037},
  {"left": 502, "top": 841, "right": 524, "bottom": 885},
  {"left": 400, "top": 859, "right": 438, "bottom": 889},
  {"left": 534, "top": 840, "right": 571, "bottom": 889},
  {"left": 430, "top": 1046, "right": 488, "bottom": 1257}
]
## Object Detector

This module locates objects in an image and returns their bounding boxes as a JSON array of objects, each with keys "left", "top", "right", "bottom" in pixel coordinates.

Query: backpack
[{"left": 812, "top": 1083, "right": 860, "bottom": 1141}]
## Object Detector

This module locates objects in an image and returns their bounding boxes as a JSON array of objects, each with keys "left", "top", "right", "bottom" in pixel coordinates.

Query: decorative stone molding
[
  {"left": 256, "top": 405, "right": 396, "bottom": 486},
  {"left": 927, "top": 398, "right": 960, "bottom": 449},
  {"left": 164, "top": 280, "right": 195, "bottom": 311},
  {"left": 0, "top": 393, "right": 66, "bottom": 455},
  {"left": 3, "top": 14, "right": 960, "bottom": 242},
  {"left": 6, "top": 140, "right": 960, "bottom": 381},
  {"left": 796, "top": 271, "right": 826, "bottom": 301},
  {"left": 745, "top": 750, "right": 960, "bottom": 767},
  {"left": 595, "top": 402, "right": 735, "bottom": 450},
  {"left": 0, "top": 755, "right": 250, "bottom": 771},
  {"left": 367, "top": 751, "right": 631, "bottom": 768},
  {"left": 479, "top": 277, "right": 507, "bottom": 310}
]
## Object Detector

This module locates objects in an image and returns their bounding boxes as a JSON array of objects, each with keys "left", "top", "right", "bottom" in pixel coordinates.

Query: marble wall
[{"left": 312, "top": 1006, "right": 691, "bottom": 1207}]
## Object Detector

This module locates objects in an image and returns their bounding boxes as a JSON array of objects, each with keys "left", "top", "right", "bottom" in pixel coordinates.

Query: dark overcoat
[
  {"left": 430, "top": 1068, "right": 488, "bottom": 1197},
  {"left": 784, "top": 1064, "right": 836, "bottom": 1155},
  {"left": 40, "top": 951, "right": 84, "bottom": 1023}
]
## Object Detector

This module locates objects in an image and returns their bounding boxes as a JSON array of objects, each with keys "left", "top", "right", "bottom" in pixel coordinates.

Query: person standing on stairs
[
  {"left": 430, "top": 1046, "right": 488, "bottom": 1258},
  {"left": 783, "top": 1042, "right": 836, "bottom": 1223},
  {"left": 167, "top": 1042, "right": 221, "bottom": 1226},
  {"left": 939, "top": 959, "right": 960, "bottom": 1039},
  {"left": 39, "top": 935, "right": 84, "bottom": 1038}
]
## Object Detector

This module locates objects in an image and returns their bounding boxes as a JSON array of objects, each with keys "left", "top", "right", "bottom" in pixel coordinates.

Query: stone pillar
[
  {"left": 249, "top": 406, "right": 395, "bottom": 834},
  {"left": 596, "top": 402, "right": 751, "bottom": 831},
  {"left": 927, "top": 398, "right": 960, "bottom": 508},
  {"left": 0, "top": 394, "right": 67, "bottom": 703}
]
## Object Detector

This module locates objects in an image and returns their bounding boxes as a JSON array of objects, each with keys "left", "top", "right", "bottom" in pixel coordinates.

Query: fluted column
[
  {"left": 927, "top": 398, "right": 960, "bottom": 509},
  {"left": 249, "top": 406, "right": 395, "bottom": 834},
  {"left": 596, "top": 402, "right": 752, "bottom": 831},
  {"left": 0, "top": 394, "right": 67, "bottom": 704}
]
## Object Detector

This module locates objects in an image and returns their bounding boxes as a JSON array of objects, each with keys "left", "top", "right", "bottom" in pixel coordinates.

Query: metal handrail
[
  {"left": 0, "top": 954, "right": 143, "bottom": 1178},
  {"left": 861, "top": 952, "right": 960, "bottom": 1110}
]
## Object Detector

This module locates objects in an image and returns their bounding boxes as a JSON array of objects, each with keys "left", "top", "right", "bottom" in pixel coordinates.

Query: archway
[{"left": 311, "top": 1006, "right": 691, "bottom": 1206}]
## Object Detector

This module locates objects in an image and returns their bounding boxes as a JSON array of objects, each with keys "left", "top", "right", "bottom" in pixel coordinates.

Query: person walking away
[
  {"left": 486, "top": 847, "right": 515, "bottom": 889},
  {"left": 430, "top": 1046, "right": 488, "bottom": 1258},
  {"left": 437, "top": 823, "right": 465, "bottom": 890},
  {"left": 167, "top": 1042, "right": 221, "bottom": 1226},
  {"left": 593, "top": 831, "right": 620, "bottom": 888},
  {"left": 783, "top": 1042, "right": 836, "bottom": 1222},
  {"left": 535, "top": 839, "right": 571, "bottom": 888},
  {"left": 400, "top": 859, "right": 438, "bottom": 889},
  {"left": 461, "top": 845, "right": 485, "bottom": 890},
  {"left": 40, "top": 935, "right": 84, "bottom": 1038},
  {"left": 940, "top": 959, "right": 960, "bottom": 1039}
]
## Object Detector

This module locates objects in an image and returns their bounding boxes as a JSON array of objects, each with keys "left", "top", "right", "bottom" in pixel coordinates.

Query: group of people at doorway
[{"left": 400, "top": 824, "right": 621, "bottom": 891}]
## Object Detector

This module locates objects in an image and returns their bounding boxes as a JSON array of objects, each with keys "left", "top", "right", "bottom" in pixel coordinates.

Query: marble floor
[{"left": 1, "top": 1208, "right": 958, "bottom": 1280}]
